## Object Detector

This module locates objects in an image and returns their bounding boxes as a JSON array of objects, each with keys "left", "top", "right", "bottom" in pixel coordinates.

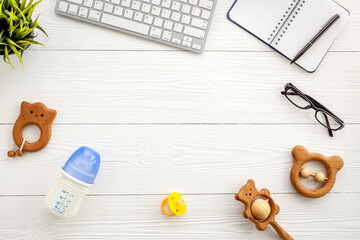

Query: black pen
[{"left": 290, "top": 14, "right": 340, "bottom": 64}]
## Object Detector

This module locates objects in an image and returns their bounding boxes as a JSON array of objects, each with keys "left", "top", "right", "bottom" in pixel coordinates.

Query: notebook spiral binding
[{"left": 268, "top": 0, "right": 306, "bottom": 45}]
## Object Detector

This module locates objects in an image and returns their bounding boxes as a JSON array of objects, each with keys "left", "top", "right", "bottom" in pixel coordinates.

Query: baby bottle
[{"left": 44, "top": 146, "right": 101, "bottom": 218}]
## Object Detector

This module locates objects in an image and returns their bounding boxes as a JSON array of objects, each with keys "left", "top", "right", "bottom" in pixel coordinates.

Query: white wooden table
[{"left": 1, "top": 0, "right": 359, "bottom": 239}]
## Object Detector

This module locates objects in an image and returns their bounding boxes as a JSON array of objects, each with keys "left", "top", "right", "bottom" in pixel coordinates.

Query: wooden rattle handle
[{"left": 270, "top": 221, "right": 293, "bottom": 240}]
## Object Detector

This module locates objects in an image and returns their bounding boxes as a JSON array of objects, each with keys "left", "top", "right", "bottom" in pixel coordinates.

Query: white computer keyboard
[{"left": 56, "top": 0, "right": 216, "bottom": 53}]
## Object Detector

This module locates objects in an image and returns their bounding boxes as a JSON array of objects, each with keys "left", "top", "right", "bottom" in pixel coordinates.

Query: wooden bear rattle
[
  {"left": 290, "top": 146, "right": 343, "bottom": 198},
  {"left": 7, "top": 102, "right": 57, "bottom": 158},
  {"left": 235, "top": 179, "right": 293, "bottom": 240}
]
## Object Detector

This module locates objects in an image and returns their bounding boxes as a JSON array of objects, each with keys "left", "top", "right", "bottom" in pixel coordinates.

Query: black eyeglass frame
[{"left": 281, "top": 83, "right": 345, "bottom": 133}]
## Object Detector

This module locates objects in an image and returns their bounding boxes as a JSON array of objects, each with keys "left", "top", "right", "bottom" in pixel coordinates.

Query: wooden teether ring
[
  {"left": 12, "top": 102, "right": 57, "bottom": 153},
  {"left": 290, "top": 146, "right": 343, "bottom": 198}
]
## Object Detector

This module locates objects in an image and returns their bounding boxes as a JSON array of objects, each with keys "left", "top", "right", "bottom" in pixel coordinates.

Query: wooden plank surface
[
  {"left": 0, "top": 194, "right": 359, "bottom": 239},
  {"left": 0, "top": 0, "right": 359, "bottom": 239},
  {"left": 1, "top": 52, "right": 359, "bottom": 123},
  {"left": 1, "top": 125, "right": 358, "bottom": 195}
]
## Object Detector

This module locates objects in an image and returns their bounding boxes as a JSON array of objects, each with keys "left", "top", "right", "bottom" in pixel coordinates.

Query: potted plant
[{"left": 0, "top": 0, "right": 47, "bottom": 68}]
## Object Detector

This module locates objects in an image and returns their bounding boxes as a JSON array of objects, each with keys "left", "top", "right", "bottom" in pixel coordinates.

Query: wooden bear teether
[
  {"left": 8, "top": 102, "right": 57, "bottom": 157},
  {"left": 290, "top": 145, "right": 343, "bottom": 198},
  {"left": 235, "top": 179, "right": 293, "bottom": 240}
]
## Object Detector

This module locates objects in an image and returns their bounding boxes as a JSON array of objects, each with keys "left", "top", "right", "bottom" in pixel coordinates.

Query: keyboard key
[
  {"left": 201, "top": 10, "right": 210, "bottom": 19},
  {"left": 144, "top": 15, "right": 153, "bottom": 24},
  {"left": 199, "top": 0, "right": 213, "bottom": 10},
  {"left": 174, "top": 23, "right": 183, "bottom": 32},
  {"left": 191, "top": 7, "right": 200, "bottom": 17},
  {"left": 171, "top": 12, "right": 180, "bottom": 21},
  {"left": 152, "top": 0, "right": 160, "bottom": 5},
  {"left": 162, "top": 30, "right": 172, "bottom": 41},
  {"left": 164, "top": 20, "right": 173, "bottom": 30},
  {"left": 114, "top": 6, "right": 123, "bottom": 16},
  {"left": 94, "top": 1, "right": 103, "bottom": 10},
  {"left": 58, "top": 1, "right": 68, "bottom": 12},
  {"left": 172, "top": 38, "right": 181, "bottom": 44},
  {"left": 191, "top": 17, "right": 208, "bottom": 29},
  {"left": 184, "top": 25, "right": 205, "bottom": 39},
  {"left": 121, "top": 0, "right": 131, "bottom": 7},
  {"left": 134, "top": 12, "right": 143, "bottom": 21},
  {"left": 181, "top": 4, "right": 191, "bottom": 14},
  {"left": 111, "top": 0, "right": 120, "bottom": 4},
  {"left": 182, "top": 40, "right": 191, "bottom": 47},
  {"left": 154, "top": 17, "right": 163, "bottom": 27},
  {"left": 84, "top": 0, "right": 93, "bottom": 7},
  {"left": 89, "top": 10, "right": 101, "bottom": 21},
  {"left": 150, "top": 27, "right": 162, "bottom": 38},
  {"left": 189, "top": 0, "right": 198, "bottom": 5},
  {"left": 101, "top": 13, "right": 149, "bottom": 34},
  {"left": 78, "top": 7, "right": 89, "bottom": 17},
  {"left": 141, "top": 3, "right": 151, "bottom": 13},
  {"left": 124, "top": 9, "right": 134, "bottom": 18},
  {"left": 162, "top": 0, "right": 171, "bottom": 8},
  {"left": 181, "top": 15, "right": 190, "bottom": 24},
  {"left": 171, "top": 1, "right": 181, "bottom": 11},
  {"left": 104, "top": 3, "right": 114, "bottom": 13},
  {"left": 183, "top": 36, "right": 192, "bottom": 42},
  {"left": 68, "top": 0, "right": 83, "bottom": 4},
  {"left": 151, "top": 6, "right": 161, "bottom": 16},
  {"left": 68, "top": 4, "right": 78, "bottom": 15},
  {"left": 131, "top": 1, "right": 141, "bottom": 10},
  {"left": 161, "top": 9, "right": 171, "bottom": 19},
  {"left": 192, "top": 43, "right": 201, "bottom": 50}
]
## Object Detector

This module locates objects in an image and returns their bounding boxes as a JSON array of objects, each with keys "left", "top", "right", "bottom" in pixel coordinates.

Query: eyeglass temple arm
[
  {"left": 322, "top": 113, "right": 334, "bottom": 137},
  {"left": 305, "top": 95, "right": 344, "bottom": 123},
  {"left": 281, "top": 91, "right": 343, "bottom": 123}
]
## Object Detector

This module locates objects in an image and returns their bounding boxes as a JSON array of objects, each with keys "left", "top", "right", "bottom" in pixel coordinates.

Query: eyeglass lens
[
  {"left": 315, "top": 111, "right": 342, "bottom": 131},
  {"left": 285, "top": 88, "right": 311, "bottom": 109}
]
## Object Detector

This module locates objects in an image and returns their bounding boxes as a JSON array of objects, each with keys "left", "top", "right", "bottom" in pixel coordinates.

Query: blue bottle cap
[{"left": 62, "top": 146, "right": 101, "bottom": 184}]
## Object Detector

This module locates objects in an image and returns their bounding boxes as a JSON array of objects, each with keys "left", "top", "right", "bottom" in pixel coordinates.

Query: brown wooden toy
[
  {"left": 7, "top": 102, "right": 57, "bottom": 158},
  {"left": 235, "top": 179, "right": 293, "bottom": 240},
  {"left": 290, "top": 145, "right": 343, "bottom": 198}
]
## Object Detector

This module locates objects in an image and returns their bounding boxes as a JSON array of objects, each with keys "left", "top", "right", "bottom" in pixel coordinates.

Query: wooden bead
[
  {"left": 7, "top": 150, "right": 16, "bottom": 158},
  {"left": 251, "top": 198, "right": 271, "bottom": 220},
  {"left": 314, "top": 172, "right": 326, "bottom": 182},
  {"left": 300, "top": 168, "right": 311, "bottom": 178},
  {"left": 16, "top": 149, "right": 24, "bottom": 157}
]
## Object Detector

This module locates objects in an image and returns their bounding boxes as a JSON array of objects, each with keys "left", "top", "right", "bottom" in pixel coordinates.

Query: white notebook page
[
  {"left": 270, "top": 0, "right": 349, "bottom": 72},
  {"left": 228, "top": 0, "right": 298, "bottom": 44},
  {"left": 228, "top": 0, "right": 349, "bottom": 72}
]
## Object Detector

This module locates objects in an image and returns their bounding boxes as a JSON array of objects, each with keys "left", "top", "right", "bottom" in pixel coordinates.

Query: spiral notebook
[{"left": 227, "top": 0, "right": 350, "bottom": 72}]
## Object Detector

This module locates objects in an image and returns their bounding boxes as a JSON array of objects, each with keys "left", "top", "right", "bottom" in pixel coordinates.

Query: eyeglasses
[{"left": 281, "top": 83, "right": 345, "bottom": 137}]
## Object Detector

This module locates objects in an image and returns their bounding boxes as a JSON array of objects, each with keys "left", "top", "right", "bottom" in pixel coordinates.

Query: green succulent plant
[{"left": 0, "top": 0, "right": 47, "bottom": 68}]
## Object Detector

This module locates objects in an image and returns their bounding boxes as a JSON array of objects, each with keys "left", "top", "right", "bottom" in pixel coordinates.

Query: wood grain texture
[
  {"left": 29, "top": 0, "right": 360, "bottom": 51},
  {"left": 235, "top": 179, "right": 293, "bottom": 240},
  {"left": 1, "top": 125, "right": 359, "bottom": 195},
  {"left": 290, "top": 146, "right": 344, "bottom": 198},
  {"left": 0, "top": 0, "right": 359, "bottom": 238},
  {"left": 0, "top": 51, "right": 359, "bottom": 124},
  {"left": 0, "top": 193, "right": 359, "bottom": 239}
]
